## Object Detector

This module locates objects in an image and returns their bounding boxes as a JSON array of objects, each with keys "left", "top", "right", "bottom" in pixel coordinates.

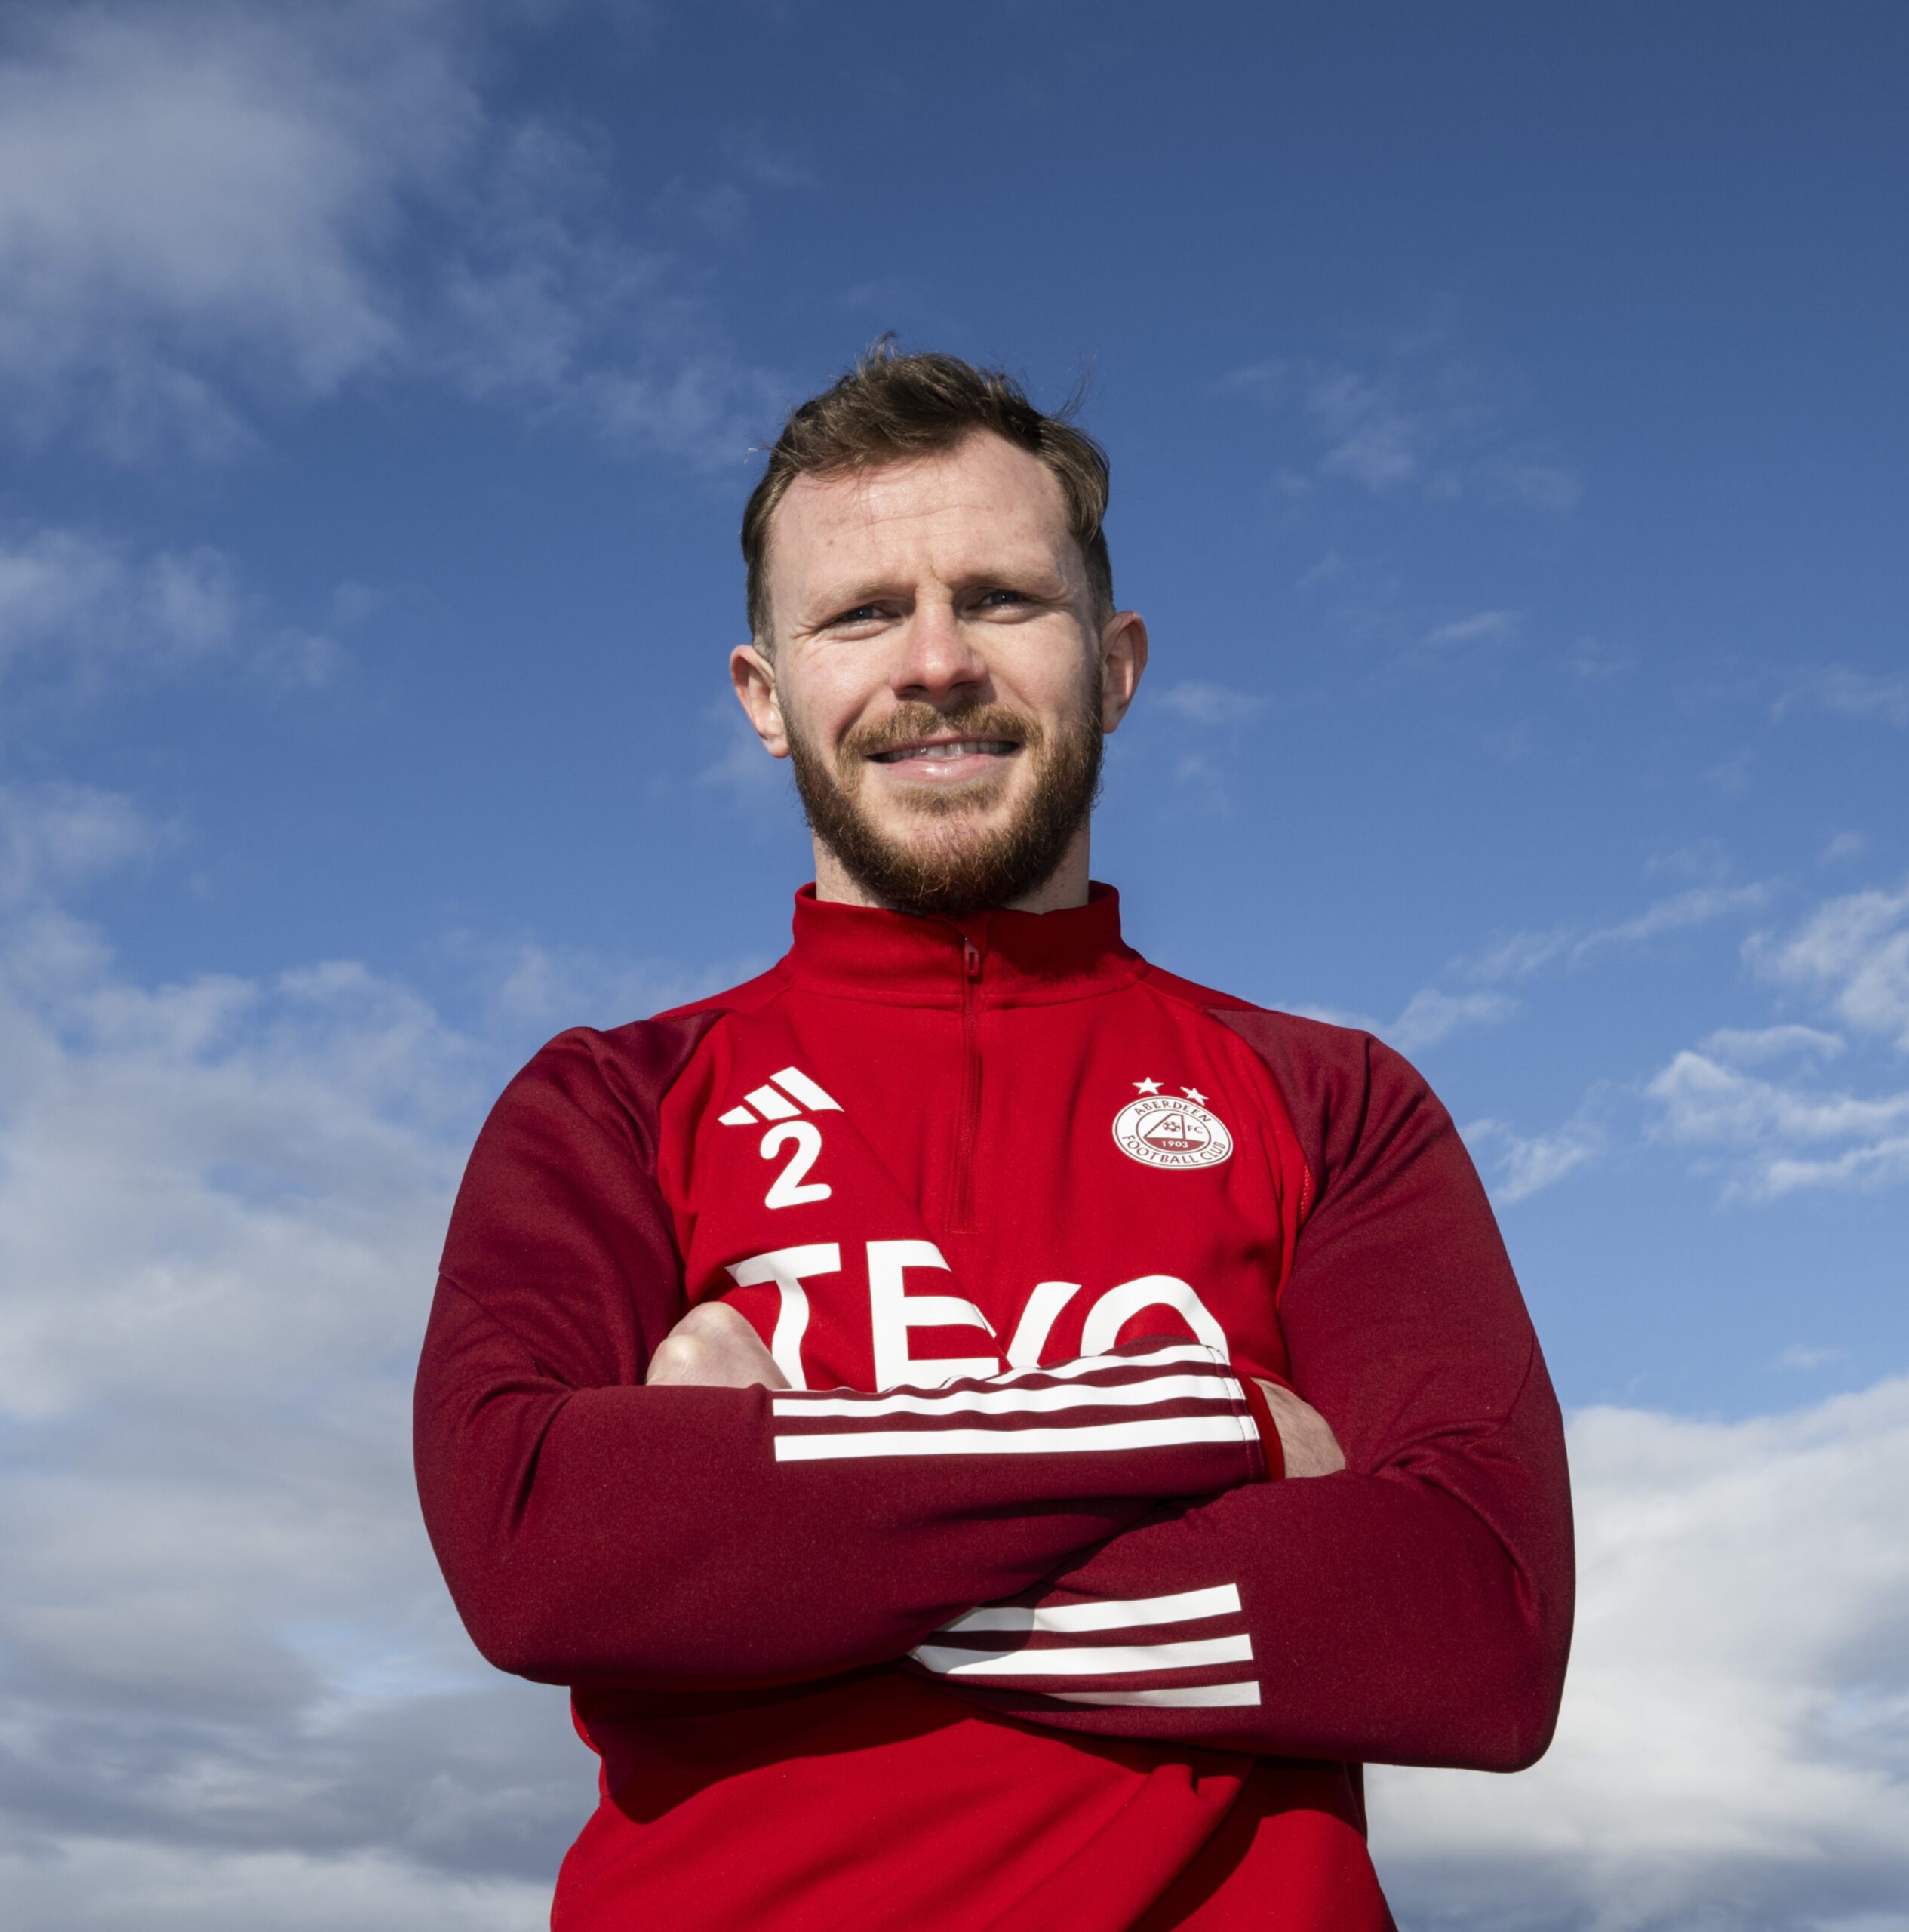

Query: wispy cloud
[
  {"left": 1462, "top": 1111, "right": 1603, "bottom": 1203},
  {"left": 1152, "top": 680, "right": 1269, "bottom": 727},
  {"left": 693, "top": 696, "right": 793, "bottom": 804},
  {"left": 1420, "top": 608, "right": 1523, "bottom": 651},
  {"left": 1469, "top": 883, "right": 1774, "bottom": 983},
  {"left": 1697, "top": 1023, "right": 1844, "bottom": 1066},
  {"left": 1290, "top": 987, "right": 1518, "bottom": 1056},
  {"left": 1778, "top": 1343, "right": 1846, "bottom": 1371},
  {"left": 1774, "top": 666, "right": 1909, "bottom": 728},
  {"left": 1225, "top": 333, "right": 1579, "bottom": 512},
  {"left": 1386, "top": 988, "right": 1518, "bottom": 1052}
]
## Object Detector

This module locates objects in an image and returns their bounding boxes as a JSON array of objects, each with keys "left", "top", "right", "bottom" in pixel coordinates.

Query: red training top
[{"left": 415, "top": 885, "right": 1574, "bottom": 1930}]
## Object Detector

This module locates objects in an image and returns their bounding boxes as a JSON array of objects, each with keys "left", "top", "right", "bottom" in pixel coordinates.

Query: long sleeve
[
  {"left": 413, "top": 1021, "right": 1269, "bottom": 1693},
  {"left": 901, "top": 1014, "right": 1575, "bottom": 1773}
]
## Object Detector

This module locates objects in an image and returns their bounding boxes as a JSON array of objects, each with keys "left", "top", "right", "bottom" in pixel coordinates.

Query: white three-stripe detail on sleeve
[
  {"left": 913, "top": 1633, "right": 1254, "bottom": 1678},
  {"left": 941, "top": 1583, "right": 1242, "bottom": 1635},
  {"left": 774, "top": 1414, "right": 1252, "bottom": 1462}
]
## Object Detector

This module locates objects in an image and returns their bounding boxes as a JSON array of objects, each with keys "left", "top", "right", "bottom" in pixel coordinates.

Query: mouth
[{"left": 868, "top": 736, "right": 1022, "bottom": 766}]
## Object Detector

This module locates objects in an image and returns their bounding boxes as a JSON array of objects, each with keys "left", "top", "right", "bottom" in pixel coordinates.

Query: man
[{"left": 414, "top": 347, "right": 1574, "bottom": 1930}]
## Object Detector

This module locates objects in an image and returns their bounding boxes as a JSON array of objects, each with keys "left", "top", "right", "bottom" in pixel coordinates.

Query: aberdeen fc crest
[{"left": 1112, "top": 1081, "right": 1234, "bottom": 1170}]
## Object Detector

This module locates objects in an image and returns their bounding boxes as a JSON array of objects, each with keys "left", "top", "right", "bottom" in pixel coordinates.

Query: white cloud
[
  {"left": 1646, "top": 1050, "right": 1909, "bottom": 1198},
  {"left": 0, "top": 783, "right": 158, "bottom": 907},
  {"left": 1751, "top": 880, "right": 1909, "bottom": 1051},
  {"left": 0, "top": 2, "right": 779, "bottom": 464},
  {"left": 0, "top": 1843, "right": 551, "bottom": 1932},
  {"left": 0, "top": 905, "right": 591, "bottom": 1924},
  {"left": 1649, "top": 1049, "right": 1909, "bottom": 1146},
  {"left": 0, "top": 3, "right": 469, "bottom": 454},
  {"left": 0, "top": 525, "right": 234, "bottom": 685},
  {"left": 1376, "top": 1379, "right": 1909, "bottom": 1930},
  {"left": 1627, "top": 883, "right": 1909, "bottom": 1198},
  {"left": 0, "top": 522, "right": 343, "bottom": 702}
]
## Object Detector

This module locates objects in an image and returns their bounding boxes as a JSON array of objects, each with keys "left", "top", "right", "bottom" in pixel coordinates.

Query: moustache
[{"left": 837, "top": 703, "right": 1046, "bottom": 765}]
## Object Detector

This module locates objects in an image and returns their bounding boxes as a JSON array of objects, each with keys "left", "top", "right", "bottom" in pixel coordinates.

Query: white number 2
[{"left": 761, "top": 1121, "right": 831, "bottom": 1209}]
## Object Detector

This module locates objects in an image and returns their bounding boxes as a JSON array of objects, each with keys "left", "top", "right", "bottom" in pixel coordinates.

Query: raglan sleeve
[
  {"left": 899, "top": 1018, "right": 1575, "bottom": 1772},
  {"left": 413, "top": 1023, "right": 1271, "bottom": 1693}
]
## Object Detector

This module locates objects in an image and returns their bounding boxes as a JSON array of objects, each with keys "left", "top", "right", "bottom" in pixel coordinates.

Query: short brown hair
[{"left": 740, "top": 342, "right": 1114, "bottom": 648}]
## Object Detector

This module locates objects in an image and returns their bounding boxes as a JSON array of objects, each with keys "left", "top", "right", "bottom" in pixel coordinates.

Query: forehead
[{"left": 766, "top": 432, "right": 1077, "bottom": 605}]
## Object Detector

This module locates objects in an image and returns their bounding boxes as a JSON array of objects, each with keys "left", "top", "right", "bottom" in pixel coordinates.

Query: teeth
[{"left": 882, "top": 740, "right": 1013, "bottom": 761}]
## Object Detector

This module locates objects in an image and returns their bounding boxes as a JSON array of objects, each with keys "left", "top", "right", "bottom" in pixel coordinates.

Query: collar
[{"left": 778, "top": 881, "right": 1145, "bottom": 1008}]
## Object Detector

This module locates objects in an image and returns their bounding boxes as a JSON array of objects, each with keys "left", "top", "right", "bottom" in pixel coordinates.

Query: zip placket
[{"left": 950, "top": 935, "right": 982, "bottom": 1231}]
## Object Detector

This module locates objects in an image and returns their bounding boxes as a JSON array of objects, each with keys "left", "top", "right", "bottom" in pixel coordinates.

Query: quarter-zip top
[
  {"left": 416, "top": 882, "right": 1572, "bottom": 1932},
  {"left": 951, "top": 933, "right": 983, "bottom": 1232}
]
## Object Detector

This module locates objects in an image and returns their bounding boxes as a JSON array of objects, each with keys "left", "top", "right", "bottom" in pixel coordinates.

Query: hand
[
  {"left": 645, "top": 1300, "right": 791, "bottom": 1390},
  {"left": 1255, "top": 1380, "right": 1345, "bottom": 1478}
]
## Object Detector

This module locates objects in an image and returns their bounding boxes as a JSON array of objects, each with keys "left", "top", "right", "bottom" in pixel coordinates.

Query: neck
[{"left": 811, "top": 823, "right": 1093, "bottom": 915}]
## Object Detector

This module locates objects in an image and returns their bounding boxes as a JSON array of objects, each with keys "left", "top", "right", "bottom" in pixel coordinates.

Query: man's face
[{"left": 732, "top": 432, "right": 1145, "bottom": 917}]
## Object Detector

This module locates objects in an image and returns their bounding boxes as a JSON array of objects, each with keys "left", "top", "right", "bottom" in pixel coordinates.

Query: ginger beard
[{"left": 784, "top": 685, "right": 1105, "bottom": 919}]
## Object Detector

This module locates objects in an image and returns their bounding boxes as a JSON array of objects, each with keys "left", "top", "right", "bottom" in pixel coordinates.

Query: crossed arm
[
  {"left": 647, "top": 1298, "right": 1348, "bottom": 1479},
  {"left": 414, "top": 1020, "right": 1572, "bottom": 1770}
]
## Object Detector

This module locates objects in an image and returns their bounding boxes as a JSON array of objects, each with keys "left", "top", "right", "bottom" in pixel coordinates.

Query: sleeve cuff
[{"left": 1237, "top": 1369, "right": 1285, "bottom": 1482}]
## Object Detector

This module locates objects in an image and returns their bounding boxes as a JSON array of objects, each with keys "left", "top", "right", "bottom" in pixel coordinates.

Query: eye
[
  {"left": 976, "top": 588, "right": 1029, "bottom": 608},
  {"left": 828, "top": 603, "right": 887, "bottom": 627}
]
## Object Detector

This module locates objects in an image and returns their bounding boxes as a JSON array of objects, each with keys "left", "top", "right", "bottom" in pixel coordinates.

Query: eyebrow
[{"left": 802, "top": 561, "right": 1074, "bottom": 622}]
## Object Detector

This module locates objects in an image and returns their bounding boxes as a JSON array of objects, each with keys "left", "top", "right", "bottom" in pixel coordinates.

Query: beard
[{"left": 785, "top": 690, "right": 1105, "bottom": 918}]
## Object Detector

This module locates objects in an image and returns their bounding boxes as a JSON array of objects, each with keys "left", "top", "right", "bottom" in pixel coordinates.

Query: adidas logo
[{"left": 718, "top": 1066, "right": 842, "bottom": 1127}]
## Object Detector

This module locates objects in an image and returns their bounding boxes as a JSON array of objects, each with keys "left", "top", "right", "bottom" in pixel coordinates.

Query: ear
[
  {"left": 1098, "top": 611, "right": 1149, "bottom": 733},
  {"left": 730, "top": 642, "right": 790, "bottom": 759}
]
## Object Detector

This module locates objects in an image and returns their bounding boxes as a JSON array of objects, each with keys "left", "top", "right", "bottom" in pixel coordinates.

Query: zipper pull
[{"left": 963, "top": 937, "right": 982, "bottom": 980}]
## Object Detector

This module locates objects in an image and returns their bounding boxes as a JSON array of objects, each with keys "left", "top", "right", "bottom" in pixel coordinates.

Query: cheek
[
  {"left": 992, "top": 630, "right": 1099, "bottom": 712},
  {"left": 779, "top": 662, "right": 875, "bottom": 748}
]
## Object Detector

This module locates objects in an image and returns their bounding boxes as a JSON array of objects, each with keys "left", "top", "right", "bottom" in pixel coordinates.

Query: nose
[{"left": 889, "top": 596, "right": 990, "bottom": 706}]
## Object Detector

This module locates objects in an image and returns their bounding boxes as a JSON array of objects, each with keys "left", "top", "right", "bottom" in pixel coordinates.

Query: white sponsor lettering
[
  {"left": 866, "top": 1238, "right": 1000, "bottom": 1389},
  {"left": 1080, "top": 1274, "right": 1229, "bottom": 1358},
  {"left": 724, "top": 1242, "right": 841, "bottom": 1389},
  {"left": 1004, "top": 1279, "right": 1081, "bottom": 1367}
]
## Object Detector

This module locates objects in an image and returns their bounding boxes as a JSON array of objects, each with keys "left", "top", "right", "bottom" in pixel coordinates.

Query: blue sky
[{"left": 2, "top": 5, "right": 1906, "bottom": 1928}]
